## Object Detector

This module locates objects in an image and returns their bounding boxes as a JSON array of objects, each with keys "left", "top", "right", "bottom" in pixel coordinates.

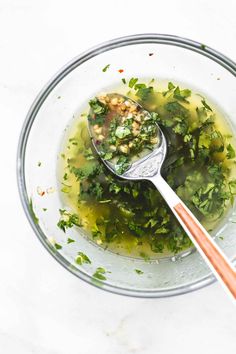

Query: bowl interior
[{"left": 18, "top": 35, "right": 236, "bottom": 297}]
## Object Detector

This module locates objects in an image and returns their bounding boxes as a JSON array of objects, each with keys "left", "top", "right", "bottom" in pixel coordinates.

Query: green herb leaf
[
  {"left": 201, "top": 99, "right": 212, "bottom": 111},
  {"left": 226, "top": 144, "right": 235, "bottom": 159},
  {"left": 92, "top": 223, "right": 102, "bottom": 238},
  {"left": 115, "top": 126, "right": 131, "bottom": 139},
  {"left": 115, "top": 156, "right": 130, "bottom": 174},
  {"left": 102, "top": 64, "right": 110, "bottom": 72},
  {"left": 93, "top": 267, "right": 107, "bottom": 280},
  {"left": 57, "top": 209, "right": 82, "bottom": 232},
  {"left": 55, "top": 243, "right": 62, "bottom": 250},
  {"left": 61, "top": 184, "right": 71, "bottom": 193},
  {"left": 29, "top": 198, "right": 39, "bottom": 224},
  {"left": 136, "top": 86, "right": 154, "bottom": 100},
  {"left": 128, "top": 222, "right": 144, "bottom": 236},
  {"left": 67, "top": 238, "right": 75, "bottom": 244},
  {"left": 88, "top": 98, "right": 108, "bottom": 125},
  {"left": 168, "top": 82, "right": 175, "bottom": 90},
  {"left": 128, "top": 77, "right": 138, "bottom": 88},
  {"left": 84, "top": 148, "right": 95, "bottom": 160},
  {"left": 135, "top": 269, "right": 144, "bottom": 275},
  {"left": 75, "top": 252, "right": 91, "bottom": 265}
]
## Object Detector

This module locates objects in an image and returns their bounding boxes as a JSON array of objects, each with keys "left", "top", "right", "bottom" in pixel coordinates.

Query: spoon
[{"left": 88, "top": 93, "right": 236, "bottom": 299}]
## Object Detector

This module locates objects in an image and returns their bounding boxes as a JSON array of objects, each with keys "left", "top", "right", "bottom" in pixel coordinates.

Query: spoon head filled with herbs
[{"left": 88, "top": 93, "right": 166, "bottom": 178}]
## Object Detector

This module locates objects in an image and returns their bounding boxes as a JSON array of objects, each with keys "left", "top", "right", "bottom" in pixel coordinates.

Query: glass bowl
[{"left": 17, "top": 34, "right": 236, "bottom": 297}]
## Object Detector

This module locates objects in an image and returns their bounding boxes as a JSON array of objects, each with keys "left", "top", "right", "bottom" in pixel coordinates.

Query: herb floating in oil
[
  {"left": 75, "top": 252, "right": 91, "bottom": 265},
  {"left": 57, "top": 209, "right": 82, "bottom": 232},
  {"left": 93, "top": 267, "right": 107, "bottom": 280},
  {"left": 58, "top": 79, "right": 236, "bottom": 258}
]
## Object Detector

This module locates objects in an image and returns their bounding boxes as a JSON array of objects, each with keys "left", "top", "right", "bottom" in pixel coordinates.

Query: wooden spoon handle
[
  {"left": 151, "top": 175, "right": 236, "bottom": 300},
  {"left": 174, "top": 203, "right": 236, "bottom": 298}
]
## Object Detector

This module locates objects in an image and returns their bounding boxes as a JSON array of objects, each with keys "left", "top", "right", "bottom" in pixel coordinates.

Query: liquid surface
[{"left": 58, "top": 79, "right": 236, "bottom": 259}]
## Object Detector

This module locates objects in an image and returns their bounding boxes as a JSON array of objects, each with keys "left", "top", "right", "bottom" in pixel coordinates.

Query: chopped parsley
[
  {"left": 57, "top": 209, "right": 82, "bottom": 232},
  {"left": 88, "top": 98, "right": 108, "bottom": 126},
  {"left": 29, "top": 198, "right": 39, "bottom": 224},
  {"left": 55, "top": 243, "right": 62, "bottom": 250},
  {"left": 128, "top": 77, "right": 138, "bottom": 88},
  {"left": 75, "top": 252, "right": 91, "bottom": 265},
  {"left": 102, "top": 64, "right": 110, "bottom": 72},
  {"left": 84, "top": 148, "right": 95, "bottom": 160},
  {"left": 226, "top": 144, "right": 235, "bottom": 159},
  {"left": 135, "top": 269, "right": 144, "bottom": 275},
  {"left": 92, "top": 267, "right": 107, "bottom": 280},
  {"left": 201, "top": 99, "right": 212, "bottom": 111}
]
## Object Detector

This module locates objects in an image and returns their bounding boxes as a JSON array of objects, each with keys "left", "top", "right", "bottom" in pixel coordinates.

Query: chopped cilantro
[
  {"left": 84, "top": 148, "right": 95, "bottom": 160},
  {"left": 122, "top": 78, "right": 126, "bottom": 84},
  {"left": 151, "top": 239, "right": 165, "bottom": 253},
  {"left": 55, "top": 243, "right": 62, "bottom": 250},
  {"left": 173, "top": 86, "right": 191, "bottom": 102},
  {"left": 115, "top": 156, "right": 130, "bottom": 174},
  {"left": 57, "top": 209, "right": 82, "bottom": 232},
  {"left": 128, "top": 222, "right": 144, "bottom": 236},
  {"left": 92, "top": 223, "right": 102, "bottom": 238},
  {"left": 92, "top": 267, "right": 107, "bottom": 280},
  {"left": 135, "top": 269, "right": 144, "bottom": 275},
  {"left": 29, "top": 198, "right": 39, "bottom": 224},
  {"left": 67, "top": 238, "right": 75, "bottom": 244},
  {"left": 115, "top": 126, "right": 131, "bottom": 139},
  {"left": 75, "top": 252, "right": 91, "bottom": 265},
  {"left": 102, "top": 64, "right": 110, "bottom": 72},
  {"left": 128, "top": 77, "right": 138, "bottom": 88},
  {"left": 201, "top": 99, "right": 212, "bottom": 111},
  {"left": 136, "top": 86, "right": 154, "bottom": 100},
  {"left": 61, "top": 184, "right": 71, "bottom": 193},
  {"left": 168, "top": 82, "right": 175, "bottom": 90},
  {"left": 88, "top": 98, "right": 108, "bottom": 126},
  {"left": 226, "top": 144, "right": 235, "bottom": 159}
]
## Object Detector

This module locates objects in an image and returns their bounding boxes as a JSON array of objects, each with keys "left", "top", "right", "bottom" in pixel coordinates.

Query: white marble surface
[{"left": 0, "top": 0, "right": 236, "bottom": 353}]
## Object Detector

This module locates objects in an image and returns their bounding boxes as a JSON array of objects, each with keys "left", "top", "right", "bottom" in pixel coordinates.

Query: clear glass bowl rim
[{"left": 17, "top": 33, "right": 236, "bottom": 298}]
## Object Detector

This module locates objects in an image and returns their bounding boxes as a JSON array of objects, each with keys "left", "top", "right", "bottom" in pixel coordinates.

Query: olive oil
[{"left": 58, "top": 80, "right": 236, "bottom": 259}]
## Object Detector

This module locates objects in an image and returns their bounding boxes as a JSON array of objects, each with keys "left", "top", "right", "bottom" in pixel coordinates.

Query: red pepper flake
[
  {"left": 37, "top": 186, "right": 45, "bottom": 196},
  {"left": 149, "top": 53, "right": 154, "bottom": 56},
  {"left": 118, "top": 69, "right": 124, "bottom": 73}
]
